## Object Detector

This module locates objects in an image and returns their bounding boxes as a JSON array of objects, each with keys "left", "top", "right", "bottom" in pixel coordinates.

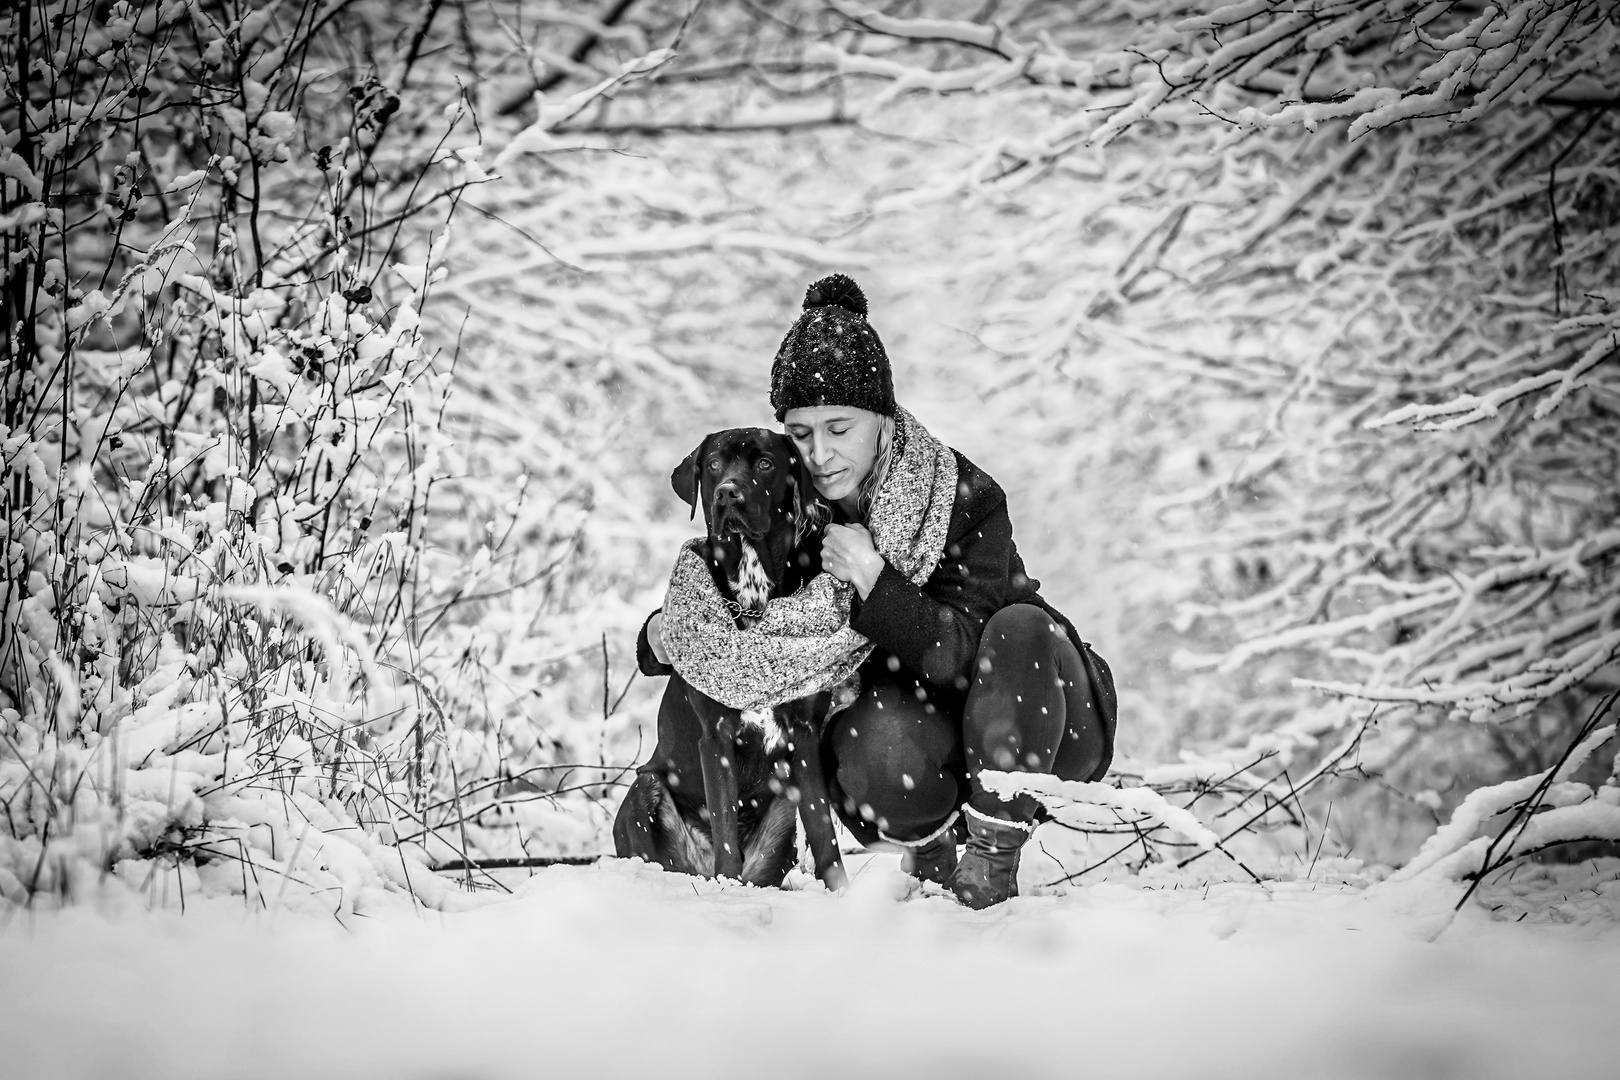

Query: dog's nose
[{"left": 715, "top": 483, "right": 744, "bottom": 504}]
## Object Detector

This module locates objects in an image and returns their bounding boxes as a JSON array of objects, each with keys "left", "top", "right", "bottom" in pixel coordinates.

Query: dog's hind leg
[
  {"left": 614, "top": 771, "right": 715, "bottom": 876},
  {"left": 613, "top": 772, "right": 667, "bottom": 863},
  {"left": 739, "top": 797, "right": 798, "bottom": 888},
  {"left": 655, "top": 789, "right": 715, "bottom": 877}
]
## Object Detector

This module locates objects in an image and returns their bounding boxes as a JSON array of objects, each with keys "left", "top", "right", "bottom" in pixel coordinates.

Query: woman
[{"left": 635, "top": 274, "right": 1115, "bottom": 908}]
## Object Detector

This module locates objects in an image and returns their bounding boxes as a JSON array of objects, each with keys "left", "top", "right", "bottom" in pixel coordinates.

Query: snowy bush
[{"left": 0, "top": 0, "right": 495, "bottom": 910}]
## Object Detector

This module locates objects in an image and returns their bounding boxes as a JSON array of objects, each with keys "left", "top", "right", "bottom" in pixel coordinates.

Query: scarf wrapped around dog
[{"left": 661, "top": 406, "right": 958, "bottom": 710}]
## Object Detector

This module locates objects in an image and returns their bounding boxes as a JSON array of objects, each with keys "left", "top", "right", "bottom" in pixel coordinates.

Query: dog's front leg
[
  {"left": 693, "top": 700, "right": 746, "bottom": 881},
  {"left": 783, "top": 700, "right": 848, "bottom": 892}
]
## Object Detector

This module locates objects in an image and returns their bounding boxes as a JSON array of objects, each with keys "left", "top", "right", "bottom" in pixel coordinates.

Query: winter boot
[
  {"left": 882, "top": 811, "right": 959, "bottom": 887},
  {"left": 948, "top": 805, "right": 1034, "bottom": 909}
]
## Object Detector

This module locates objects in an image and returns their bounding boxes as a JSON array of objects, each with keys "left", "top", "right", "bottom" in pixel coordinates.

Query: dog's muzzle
[{"left": 711, "top": 483, "right": 767, "bottom": 538}]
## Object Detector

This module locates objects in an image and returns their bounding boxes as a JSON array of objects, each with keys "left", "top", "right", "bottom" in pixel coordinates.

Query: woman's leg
[
  {"left": 823, "top": 669, "right": 964, "bottom": 846},
  {"left": 962, "top": 604, "right": 1107, "bottom": 822},
  {"left": 949, "top": 604, "right": 1108, "bottom": 907}
]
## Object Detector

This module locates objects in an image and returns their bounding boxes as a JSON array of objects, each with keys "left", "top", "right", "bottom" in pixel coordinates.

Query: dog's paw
[
  {"left": 845, "top": 866, "right": 914, "bottom": 905},
  {"left": 780, "top": 867, "right": 824, "bottom": 892}
]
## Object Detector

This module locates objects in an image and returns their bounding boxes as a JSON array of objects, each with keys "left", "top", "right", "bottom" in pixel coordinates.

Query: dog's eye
[
  {"left": 756, "top": 458, "right": 774, "bottom": 471},
  {"left": 707, "top": 459, "right": 721, "bottom": 472}
]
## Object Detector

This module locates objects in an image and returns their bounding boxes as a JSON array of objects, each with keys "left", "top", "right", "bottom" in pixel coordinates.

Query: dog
[{"left": 612, "top": 428, "right": 849, "bottom": 891}]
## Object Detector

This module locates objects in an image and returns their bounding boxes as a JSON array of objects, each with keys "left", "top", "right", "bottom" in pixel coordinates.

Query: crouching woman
[{"left": 630, "top": 274, "right": 1117, "bottom": 908}]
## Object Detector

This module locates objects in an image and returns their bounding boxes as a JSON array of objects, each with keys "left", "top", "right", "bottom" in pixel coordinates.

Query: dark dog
[{"left": 613, "top": 429, "right": 848, "bottom": 890}]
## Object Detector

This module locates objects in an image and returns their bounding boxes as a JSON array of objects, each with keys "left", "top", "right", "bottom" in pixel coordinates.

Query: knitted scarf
[{"left": 661, "top": 406, "right": 958, "bottom": 711}]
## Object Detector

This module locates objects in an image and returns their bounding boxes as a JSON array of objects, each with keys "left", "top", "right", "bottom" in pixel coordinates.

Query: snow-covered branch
[{"left": 815, "top": 0, "right": 1618, "bottom": 853}]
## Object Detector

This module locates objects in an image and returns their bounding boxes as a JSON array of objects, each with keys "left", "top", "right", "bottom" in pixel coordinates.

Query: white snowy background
[{"left": 2, "top": 2, "right": 1617, "bottom": 1077}]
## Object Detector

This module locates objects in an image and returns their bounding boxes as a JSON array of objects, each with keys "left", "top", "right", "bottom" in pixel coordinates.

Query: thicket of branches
[
  {"left": 0, "top": 0, "right": 809, "bottom": 911},
  {"left": 798, "top": 0, "right": 1620, "bottom": 871},
  {"left": 0, "top": 0, "right": 520, "bottom": 909},
  {"left": 4, "top": 0, "right": 1615, "bottom": 906},
  {"left": 534, "top": 0, "right": 1620, "bottom": 875}
]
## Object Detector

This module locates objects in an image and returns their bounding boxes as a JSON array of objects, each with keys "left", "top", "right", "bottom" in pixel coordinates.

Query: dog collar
[{"left": 721, "top": 597, "right": 766, "bottom": 620}]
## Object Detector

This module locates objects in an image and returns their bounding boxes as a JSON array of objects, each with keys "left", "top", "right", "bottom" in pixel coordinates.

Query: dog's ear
[{"left": 671, "top": 434, "right": 709, "bottom": 521}]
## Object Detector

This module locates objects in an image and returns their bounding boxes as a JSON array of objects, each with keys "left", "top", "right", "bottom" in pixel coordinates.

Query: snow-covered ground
[{"left": 4, "top": 851, "right": 1617, "bottom": 1080}]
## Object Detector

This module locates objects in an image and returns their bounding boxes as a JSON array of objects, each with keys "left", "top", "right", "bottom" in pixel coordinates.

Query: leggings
[
  {"left": 826, "top": 603, "right": 1107, "bottom": 842},
  {"left": 642, "top": 603, "right": 1109, "bottom": 846}
]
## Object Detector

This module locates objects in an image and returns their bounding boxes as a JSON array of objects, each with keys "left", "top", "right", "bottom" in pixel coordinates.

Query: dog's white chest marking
[
  {"left": 730, "top": 540, "right": 772, "bottom": 628},
  {"left": 731, "top": 539, "right": 789, "bottom": 749},
  {"left": 731, "top": 541, "right": 788, "bottom": 750},
  {"left": 741, "top": 707, "right": 788, "bottom": 752}
]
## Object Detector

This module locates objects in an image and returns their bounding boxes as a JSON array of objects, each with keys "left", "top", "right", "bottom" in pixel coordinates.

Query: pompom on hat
[{"left": 769, "top": 274, "right": 896, "bottom": 421}]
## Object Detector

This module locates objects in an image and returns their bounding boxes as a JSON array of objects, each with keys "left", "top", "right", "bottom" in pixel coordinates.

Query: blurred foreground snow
[{"left": 4, "top": 852, "right": 1617, "bottom": 1080}]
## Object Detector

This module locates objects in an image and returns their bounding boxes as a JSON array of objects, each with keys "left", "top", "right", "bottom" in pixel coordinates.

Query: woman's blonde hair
[
  {"left": 795, "top": 481, "right": 832, "bottom": 544},
  {"left": 856, "top": 414, "right": 897, "bottom": 523}
]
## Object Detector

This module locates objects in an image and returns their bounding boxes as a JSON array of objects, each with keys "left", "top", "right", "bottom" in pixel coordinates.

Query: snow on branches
[
  {"left": 1372, "top": 691, "right": 1620, "bottom": 912},
  {"left": 1174, "top": 0, "right": 1618, "bottom": 134},
  {"left": 979, "top": 711, "right": 1376, "bottom": 883},
  {"left": 803, "top": 0, "right": 1620, "bottom": 855},
  {"left": 0, "top": 0, "right": 492, "bottom": 911},
  {"left": 805, "top": 0, "right": 1611, "bottom": 186},
  {"left": 982, "top": 768, "right": 1223, "bottom": 850}
]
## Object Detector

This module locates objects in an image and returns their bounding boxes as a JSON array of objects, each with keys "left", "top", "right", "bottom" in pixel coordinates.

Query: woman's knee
[
  {"left": 965, "top": 605, "right": 1079, "bottom": 776},
  {"left": 970, "top": 605, "right": 1068, "bottom": 720},
  {"left": 981, "top": 604, "right": 1066, "bottom": 662},
  {"left": 827, "top": 692, "right": 960, "bottom": 838}
]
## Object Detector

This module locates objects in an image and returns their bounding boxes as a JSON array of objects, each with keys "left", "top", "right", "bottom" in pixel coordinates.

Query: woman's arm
[
  {"left": 635, "top": 608, "right": 674, "bottom": 676},
  {"left": 848, "top": 500, "right": 1016, "bottom": 691}
]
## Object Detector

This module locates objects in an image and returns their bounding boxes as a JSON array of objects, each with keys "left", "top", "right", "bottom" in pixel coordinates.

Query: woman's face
[{"left": 782, "top": 406, "right": 885, "bottom": 505}]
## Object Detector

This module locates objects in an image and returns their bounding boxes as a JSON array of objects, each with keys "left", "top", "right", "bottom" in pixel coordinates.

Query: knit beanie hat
[{"left": 769, "top": 274, "right": 896, "bottom": 421}]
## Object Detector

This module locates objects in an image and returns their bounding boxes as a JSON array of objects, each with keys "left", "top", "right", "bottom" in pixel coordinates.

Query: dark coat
[{"left": 847, "top": 450, "right": 1060, "bottom": 704}]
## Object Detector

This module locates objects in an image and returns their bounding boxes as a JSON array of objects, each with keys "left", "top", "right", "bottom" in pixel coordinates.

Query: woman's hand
[
  {"left": 822, "top": 523, "right": 885, "bottom": 599},
  {"left": 646, "top": 611, "right": 670, "bottom": 665}
]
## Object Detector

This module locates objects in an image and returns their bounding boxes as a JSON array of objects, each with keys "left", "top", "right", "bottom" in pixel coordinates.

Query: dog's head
[{"left": 672, "top": 428, "right": 821, "bottom": 544}]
